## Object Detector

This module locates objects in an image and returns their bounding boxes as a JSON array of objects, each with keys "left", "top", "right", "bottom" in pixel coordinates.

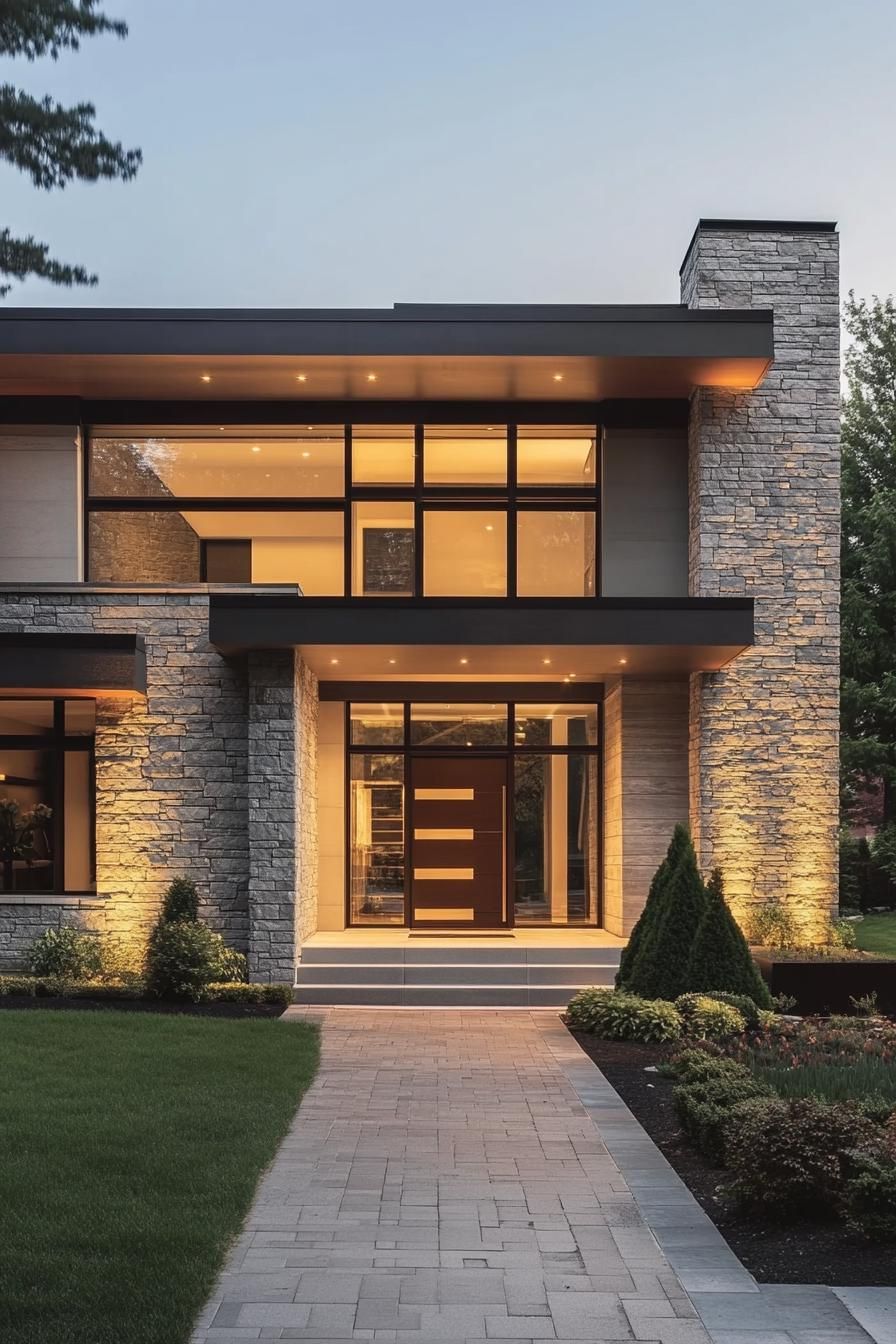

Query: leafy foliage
[
  {"left": 674, "top": 993, "right": 747, "bottom": 1040},
  {"left": 203, "top": 981, "right": 293, "bottom": 1007},
  {"left": 27, "top": 926, "right": 102, "bottom": 980},
  {"left": 843, "top": 1158, "right": 896, "bottom": 1241},
  {"left": 724, "top": 1097, "right": 879, "bottom": 1217},
  {"left": 160, "top": 877, "right": 200, "bottom": 924},
  {"left": 686, "top": 869, "right": 772, "bottom": 1006},
  {"left": 743, "top": 899, "right": 798, "bottom": 949},
  {"left": 625, "top": 834, "right": 708, "bottom": 1001},
  {"left": 565, "top": 989, "right": 683, "bottom": 1042},
  {"left": 616, "top": 823, "right": 689, "bottom": 988},
  {"left": 145, "top": 922, "right": 245, "bottom": 1002},
  {"left": 673, "top": 1068, "right": 773, "bottom": 1163},
  {"left": 0, "top": 0, "right": 141, "bottom": 296}
]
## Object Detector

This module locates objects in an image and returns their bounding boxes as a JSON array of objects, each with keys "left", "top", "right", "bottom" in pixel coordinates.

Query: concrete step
[
  {"left": 295, "top": 961, "right": 618, "bottom": 989},
  {"left": 291, "top": 983, "right": 607, "bottom": 1008},
  {"left": 299, "top": 943, "right": 622, "bottom": 966}
]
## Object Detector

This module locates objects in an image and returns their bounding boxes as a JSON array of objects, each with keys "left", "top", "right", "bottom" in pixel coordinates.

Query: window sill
[{"left": 0, "top": 892, "right": 103, "bottom": 907}]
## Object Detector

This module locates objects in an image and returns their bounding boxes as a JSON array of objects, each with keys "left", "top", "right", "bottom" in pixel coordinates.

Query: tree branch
[
  {"left": 0, "top": 228, "right": 97, "bottom": 298},
  {"left": 0, "top": 85, "right": 141, "bottom": 188},
  {"left": 0, "top": 1, "right": 127, "bottom": 61}
]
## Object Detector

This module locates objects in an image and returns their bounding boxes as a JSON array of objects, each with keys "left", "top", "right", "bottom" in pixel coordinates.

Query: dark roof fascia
[
  {"left": 680, "top": 218, "right": 838, "bottom": 276},
  {"left": 0, "top": 305, "right": 773, "bottom": 360},
  {"left": 0, "top": 632, "right": 146, "bottom": 696}
]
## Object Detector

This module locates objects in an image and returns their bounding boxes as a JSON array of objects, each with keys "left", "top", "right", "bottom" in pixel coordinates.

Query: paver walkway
[{"left": 192, "top": 1011, "right": 875, "bottom": 1344}]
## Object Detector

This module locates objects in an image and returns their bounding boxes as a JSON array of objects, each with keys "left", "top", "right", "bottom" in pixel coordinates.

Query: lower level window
[{"left": 0, "top": 699, "right": 96, "bottom": 895}]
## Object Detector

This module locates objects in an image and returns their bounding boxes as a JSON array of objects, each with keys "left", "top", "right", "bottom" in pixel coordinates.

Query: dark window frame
[
  {"left": 345, "top": 698, "right": 602, "bottom": 929},
  {"left": 84, "top": 415, "right": 602, "bottom": 598},
  {"left": 0, "top": 697, "right": 96, "bottom": 897}
]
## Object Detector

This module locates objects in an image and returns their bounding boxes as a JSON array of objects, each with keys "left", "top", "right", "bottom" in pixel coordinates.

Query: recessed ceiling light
[
  {"left": 388, "top": 658, "right": 396, "bottom": 665},
  {"left": 459, "top": 657, "right": 469, "bottom": 665},
  {"left": 251, "top": 445, "right": 261, "bottom": 453},
  {"left": 552, "top": 373, "right": 564, "bottom": 382},
  {"left": 366, "top": 372, "right": 378, "bottom": 382},
  {"left": 563, "top": 676, "right": 571, "bottom": 684},
  {"left": 296, "top": 374, "right": 307, "bottom": 383},
  {"left": 569, "top": 672, "right": 576, "bottom": 678},
  {"left": 619, "top": 657, "right": 627, "bottom": 665},
  {"left": 201, "top": 374, "right": 212, "bottom": 383},
  {"left": 329, "top": 658, "right": 339, "bottom": 665},
  {"left": 484, "top": 524, "right": 494, "bottom": 532},
  {"left": 218, "top": 426, "right": 225, "bottom": 431},
  {"left": 301, "top": 451, "right": 311, "bottom": 459}
]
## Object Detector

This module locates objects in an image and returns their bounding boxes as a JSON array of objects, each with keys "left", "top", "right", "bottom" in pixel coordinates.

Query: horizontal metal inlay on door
[
  {"left": 413, "top": 907, "right": 475, "bottom": 921},
  {"left": 413, "top": 787, "right": 475, "bottom": 801},
  {"left": 413, "top": 867, "right": 475, "bottom": 881},
  {"left": 414, "top": 828, "right": 474, "bottom": 841}
]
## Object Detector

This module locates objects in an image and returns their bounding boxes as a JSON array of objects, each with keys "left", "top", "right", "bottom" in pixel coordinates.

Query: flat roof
[{"left": 0, "top": 303, "right": 773, "bottom": 402}]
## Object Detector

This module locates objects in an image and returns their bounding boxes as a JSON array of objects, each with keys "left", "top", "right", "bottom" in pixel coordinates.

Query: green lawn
[
  {"left": 855, "top": 911, "right": 896, "bottom": 956},
  {"left": 0, "top": 1010, "right": 319, "bottom": 1344}
]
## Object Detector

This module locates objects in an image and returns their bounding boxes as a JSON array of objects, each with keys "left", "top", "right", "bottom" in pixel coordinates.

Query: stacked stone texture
[
  {"left": 682, "top": 227, "right": 840, "bottom": 934},
  {"left": 0, "top": 589, "right": 249, "bottom": 963}
]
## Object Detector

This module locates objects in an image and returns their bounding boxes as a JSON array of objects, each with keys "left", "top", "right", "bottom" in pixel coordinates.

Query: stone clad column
[
  {"left": 682, "top": 221, "right": 840, "bottom": 937},
  {"left": 247, "top": 651, "right": 318, "bottom": 983}
]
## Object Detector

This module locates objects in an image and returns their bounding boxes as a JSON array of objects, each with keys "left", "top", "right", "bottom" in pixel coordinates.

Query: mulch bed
[
  {"left": 0, "top": 995, "right": 284, "bottom": 1018},
  {"left": 570, "top": 1031, "right": 896, "bottom": 1287}
]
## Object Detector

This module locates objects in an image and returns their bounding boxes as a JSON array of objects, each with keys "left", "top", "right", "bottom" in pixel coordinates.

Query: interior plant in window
[{"left": 0, "top": 799, "right": 51, "bottom": 892}]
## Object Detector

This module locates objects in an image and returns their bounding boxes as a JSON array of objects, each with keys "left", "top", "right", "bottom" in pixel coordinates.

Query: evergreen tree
[
  {"left": 626, "top": 834, "right": 708, "bottom": 1001},
  {"left": 686, "top": 869, "right": 772, "bottom": 1007},
  {"left": 616, "top": 822, "right": 689, "bottom": 988},
  {"left": 841, "top": 294, "right": 896, "bottom": 821},
  {"left": 159, "top": 876, "right": 200, "bottom": 924},
  {"left": 1, "top": 1, "right": 141, "bottom": 296}
]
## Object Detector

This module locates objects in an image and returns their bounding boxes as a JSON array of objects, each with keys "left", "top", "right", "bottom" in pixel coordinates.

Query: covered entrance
[{"left": 345, "top": 691, "right": 601, "bottom": 930}]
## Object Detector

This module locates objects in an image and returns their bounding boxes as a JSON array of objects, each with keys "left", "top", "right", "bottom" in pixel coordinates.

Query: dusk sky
[{"left": 2, "top": 0, "right": 895, "bottom": 309}]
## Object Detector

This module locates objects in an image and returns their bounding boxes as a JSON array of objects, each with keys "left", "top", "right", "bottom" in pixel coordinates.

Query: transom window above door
[{"left": 86, "top": 421, "right": 599, "bottom": 597}]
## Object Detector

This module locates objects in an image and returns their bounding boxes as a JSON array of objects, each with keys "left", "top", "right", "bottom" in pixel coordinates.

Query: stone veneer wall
[
  {"left": 602, "top": 679, "right": 689, "bottom": 936},
  {"left": 0, "top": 588, "right": 250, "bottom": 965},
  {"left": 682, "top": 225, "right": 840, "bottom": 935},
  {"left": 246, "top": 649, "right": 318, "bottom": 982}
]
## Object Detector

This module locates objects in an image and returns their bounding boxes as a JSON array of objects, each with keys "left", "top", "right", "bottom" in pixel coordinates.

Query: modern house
[{"left": 0, "top": 219, "right": 840, "bottom": 1004}]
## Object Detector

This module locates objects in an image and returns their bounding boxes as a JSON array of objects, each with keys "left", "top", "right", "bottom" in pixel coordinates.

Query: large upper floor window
[{"left": 85, "top": 421, "right": 599, "bottom": 598}]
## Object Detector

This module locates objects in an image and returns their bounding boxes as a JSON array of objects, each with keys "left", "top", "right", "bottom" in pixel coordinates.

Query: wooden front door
[{"left": 409, "top": 756, "right": 506, "bottom": 928}]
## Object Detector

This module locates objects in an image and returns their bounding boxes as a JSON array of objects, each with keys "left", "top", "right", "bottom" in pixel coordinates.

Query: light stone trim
[{"left": 682, "top": 226, "right": 840, "bottom": 934}]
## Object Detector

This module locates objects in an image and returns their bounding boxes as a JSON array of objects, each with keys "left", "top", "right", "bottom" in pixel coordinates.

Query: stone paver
[{"left": 191, "top": 1011, "right": 875, "bottom": 1344}]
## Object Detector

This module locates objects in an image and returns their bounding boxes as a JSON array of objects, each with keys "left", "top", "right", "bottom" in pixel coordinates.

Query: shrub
[
  {"left": 665, "top": 1045, "right": 739, "bottom": 1084},
  {"left": 850, "top": 990, "right": 880, "bottom": 1017},
  {"left": 724, "top": 1096, "right": 879, "bottom": 1216},
  {"left": 203, "top": 981, "right": 292, "bottom": 1007},
  {"left": 686, "top": 870, "right": 772, "bottom": 1006},
  {"left": 675, "top": 993, "right": 747, "bottom": 1039},
  {"left": 159, "top": 876, "right": 200, "bottom": 924},
  {"left": 565, "top": 989, "right": 683, "bottom": 1042},
  {"left": 145, "top": 921, "right": 245, "bottom": 1002},
  {"left": 0, "top": 974, "right": 38, "bottom": 996},
  {"left": 627, "top": 835, "right": 708, "bottom": 1001},
  {"left": 674, "top": 1070, "right": 773, "bottom": 1163},
  {"left": 699, "top": 991, "right": 764, "bottom": 1029},
  {"left": 843, "top": 1159, "right": 896, "bottom": 1241},
  {"left": 744, "top": 900, "right": 797, "bottom": 949},
  {"left": 616, "top": 824, "right": 689, "bottom": 988},
  {"left": 27, "top": 926, "right": 103, "bottom": 981}
]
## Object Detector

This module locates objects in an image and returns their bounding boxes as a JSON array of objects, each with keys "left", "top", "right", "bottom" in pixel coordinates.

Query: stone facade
[{"left": 682, "top": 224, "right": 840, "bottom": 935}]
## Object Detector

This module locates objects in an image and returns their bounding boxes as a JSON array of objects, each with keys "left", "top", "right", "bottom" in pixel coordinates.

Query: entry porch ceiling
[
  {"left": 209, "top": 596, "right": 754, "bottom": 680},
  {"left": 0, "top": 304, "right": 772, "bottom": 401}
]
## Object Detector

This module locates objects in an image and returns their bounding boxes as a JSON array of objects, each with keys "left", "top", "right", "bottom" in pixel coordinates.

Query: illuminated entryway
[{"left": 346, "top": 698, "right": 600, "bottom": 929}]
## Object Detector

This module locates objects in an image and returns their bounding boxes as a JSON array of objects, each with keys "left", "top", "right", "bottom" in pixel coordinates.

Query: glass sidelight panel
[
  {"left": 513, "top": 753, "right": 597, "bottom": 924},
  {"left": 423, "top": 510, "right": 507, "bottom": 596},
  {"left": 349, "top": 754, "right": 405, "bottom": 924},
  {"left": 410, "top": 704, "right": 507, "bottom": 748},
  {"left": 516, "top": 510, "right": 596, "bottom": 597}
]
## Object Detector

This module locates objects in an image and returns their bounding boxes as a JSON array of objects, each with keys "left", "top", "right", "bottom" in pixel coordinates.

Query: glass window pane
[
  {"left": 64, "top": 750, "right": 95, "bottom": 891},
  {"left": 513, "top": 753, "right": 597, "bottom": 924},
  {"left": 352, "top": 425, "right": 415, "bottom": 485},
  {"left": 517, "top": 510, "right": 595, "bottom": 597},
  {"left": 517, "top": 425, "right": 597, "bottom": 486},
  {"left": 514, "top": 705, "right": 598, "bottom": 749},
  {"left": 423, "top": 510, "right": 506, "bottom": 596},
  {"left": 89, "top": 428, "right": 345, "bottom": 498},
  {"left": 424, "top": 426, "right": 506, "bottom": 485},
  {"left": 88, "top": 511, "right": 345, "bottom": 594},
  {"left": 64, "top": 701, "right": 96, "bottom": 736},
  {"left": 410, "top": 704, "right": 507, "bottom": 748},
  {"left": 352, "top": 502, "right": 415, "bottom": 596},
  {"left": 350, "top": 704, "right": 404, "bottom": 746},
  {"left": 350, "top": 754, "right": 405, "bottom": 924},
  {"left": 0, "top": 747, "right": 55, "bottom": 892},
  {"left": 0, "top": 701, "right": 54, "bottom": 734}
]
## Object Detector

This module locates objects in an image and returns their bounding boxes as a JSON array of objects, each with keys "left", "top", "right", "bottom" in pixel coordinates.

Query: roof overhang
[
  {"left": 209, "top": 596, "right": 754, "bottom": 680},
  {"left": 0, "top": 633, "right": 146, "bottom": 697},
  {"left": 0, "top": 304, "right": 773, "bottom": 401}
]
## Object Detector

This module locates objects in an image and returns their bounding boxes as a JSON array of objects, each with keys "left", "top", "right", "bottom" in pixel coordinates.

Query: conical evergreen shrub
[
  {"left": 160, "top": 877, "right": 199, "bottom": 924},
  {"left": 686, "top": 868, "right": 772, "bottom": 1007},
  {"left": 626, "top": 834, "right": 708, "bottom": 1001},
  {"left": 616, "top": 823, "right": 690, "bottom": 988}
]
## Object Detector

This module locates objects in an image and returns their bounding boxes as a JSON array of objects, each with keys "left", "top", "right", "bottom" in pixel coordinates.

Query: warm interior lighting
[
  {"left": 296, "top": 374, "right": 307, "bottom": 382},
  {"left": 388, "top": 658, "right": 396, "bottom": 665},
  {"left": 459, "top": 657, "right": 469, "bottom": 665},
  {"left": 366, "top": 373, "right": 378, "bottom": 382},
  {"left": 329, "top": 658, "right": 339, "bottom": 665},
  {"left": 568, "top": 672, "right": 577, "bottom": 678},
  {"left": 552, "top": 372, "right": 564, "bottom": 382},
  {"left": 619, "top": 658, "right": 627, "bottom": 665},
  {"left": 543, "top": 658, "right": 551, "bottom": 665},
  {"left": 301, "top": 451, "right": 311, "bottom": 458},
  {"left": 251, "top": 445, "right": 261, "bottom": 453},
  {"left": 201, "top": 374, "right": 212, "bottom": 383}
]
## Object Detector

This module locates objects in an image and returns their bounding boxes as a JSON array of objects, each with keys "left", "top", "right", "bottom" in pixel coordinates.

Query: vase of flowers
[{"left": 0, "top": 799, "right": 52, "bottom": 892}]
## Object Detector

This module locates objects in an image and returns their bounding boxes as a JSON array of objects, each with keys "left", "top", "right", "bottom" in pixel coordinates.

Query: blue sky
[{"left": 2, "top": 0, "right": 895, "bottom": 308}]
